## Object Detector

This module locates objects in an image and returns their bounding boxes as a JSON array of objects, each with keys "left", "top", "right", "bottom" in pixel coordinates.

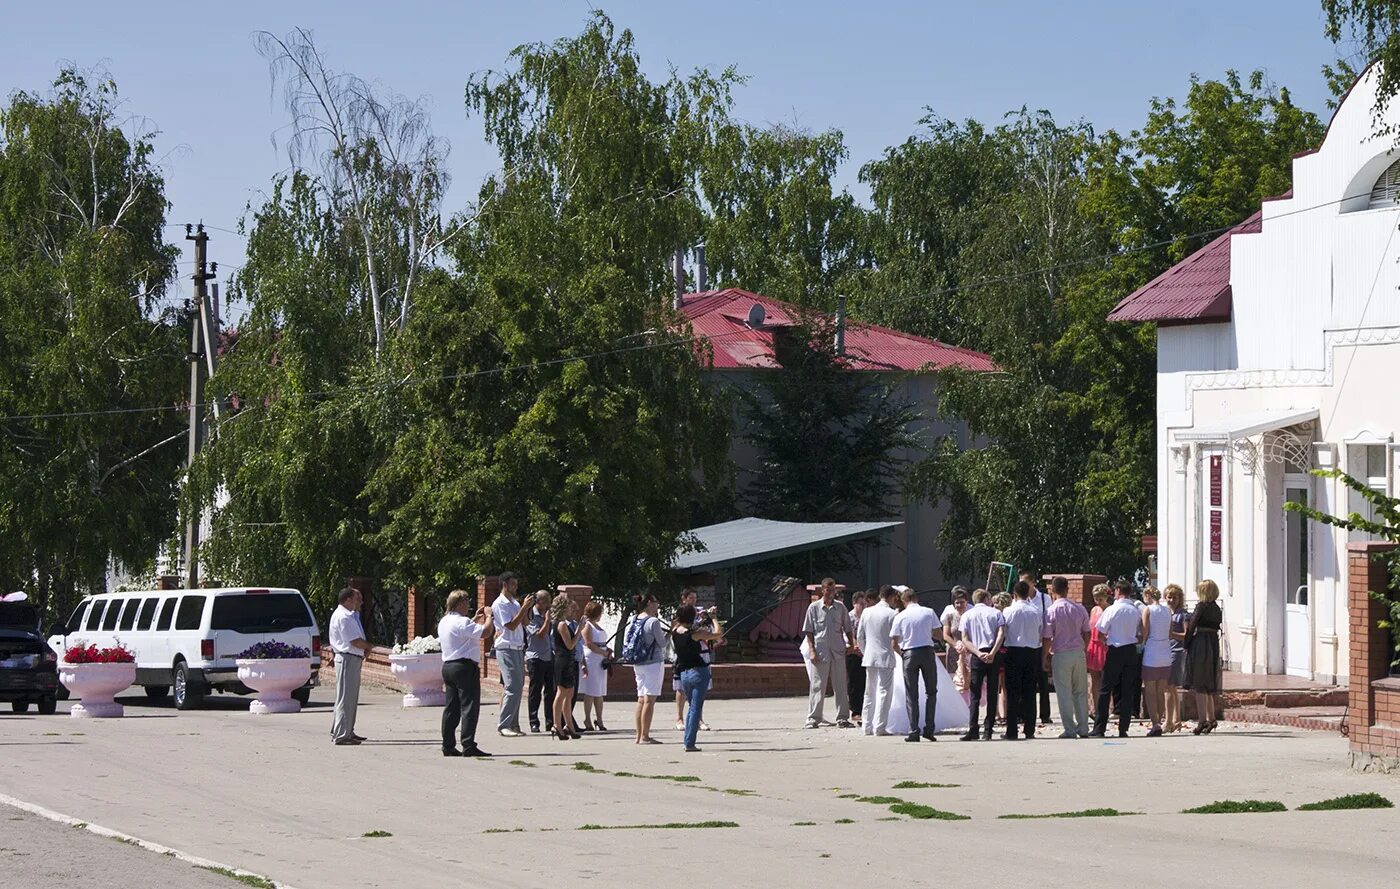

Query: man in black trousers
[
  {"left": 1000, "top": 581, "right": 1043, "bottom": 740},
  {"left": 1089, "top": 579, "right": 1145, "bottom": 738},
  {"left": 439, "top": 589, "right": 492, "bottom": 757},
  {"left": 1020, "top": 570, "right": 1053, "bottom": 725},
  {"left": 847, "top": 591, "right": 870, "bottom": 726},
  {"left": 958, "top": 589, "right": 1006, "bottom": 741}
]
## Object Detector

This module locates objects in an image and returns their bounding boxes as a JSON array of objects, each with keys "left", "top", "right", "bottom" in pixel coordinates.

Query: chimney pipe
[
  {"left": 672, "top": 249, "right": 685, "bottom": 310},
  {"left": 835, "top": 295, "right": 847, "bottom": 356},
  {"left": 696, "top": 242, "right": 707, "bottom": 293}
]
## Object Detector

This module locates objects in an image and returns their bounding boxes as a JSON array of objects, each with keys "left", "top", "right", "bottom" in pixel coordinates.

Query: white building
[{"left": 1110, "top": 63, "right": 1400, "bottom": 685}]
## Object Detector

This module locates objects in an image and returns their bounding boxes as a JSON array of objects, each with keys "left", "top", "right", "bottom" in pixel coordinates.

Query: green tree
[
  {"left": 0, "top": 70, "right": 185, "bottom": 621},
  {"left": 1324, "top": 1, "right": 1400, "bottom": 119}
]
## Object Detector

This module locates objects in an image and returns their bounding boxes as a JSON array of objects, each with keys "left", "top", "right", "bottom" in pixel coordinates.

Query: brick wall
[
  {"left": 1346, "top": 541, "right": 1400, "bottom": 772},
  {"left": 1043, "top": 574, "right": 1107, "bottom": 612}
]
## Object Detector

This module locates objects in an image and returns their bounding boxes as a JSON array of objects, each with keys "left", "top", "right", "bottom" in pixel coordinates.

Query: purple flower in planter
[{"left": 236, "top": 641, "right": 311, "bottom": 660}]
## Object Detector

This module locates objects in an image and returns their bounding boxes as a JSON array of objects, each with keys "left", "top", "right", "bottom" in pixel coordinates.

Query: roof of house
[
  {"left": 669, "top": 517, "right": 903, "bottom": 573},
  {"left": 679, "top": 288, "right": 996, "bottom": 372},
  {"left": 1106, "top": 210, "right": 1264, "bottom": 324}
]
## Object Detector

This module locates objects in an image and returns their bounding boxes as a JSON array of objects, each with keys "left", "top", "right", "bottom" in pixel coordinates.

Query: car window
[
  {"left": 65, "top": 602, "right": 87, "bottom": 629},
  {"left": 156, "top": 598, "right": 177, "bottom": 632},
  {"left": 210, "top": 594, "right": 314, "bottom": 633},
  {"left": 118, "top": 598, "right": 139, "bottom": 631},
  {"left": 137, "top": 597, "right": 159, "bottom": 630},
  {"left": 102, "top": 599, "right": 122, "bottom": 631},
  {"left": 175, "top": 596, "right": 206, "bottom": 631},
  {"left": 85, "top": 601, "right": 105, "bottom": 631}
]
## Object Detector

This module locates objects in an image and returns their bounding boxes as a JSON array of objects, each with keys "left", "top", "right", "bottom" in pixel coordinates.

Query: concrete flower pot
[
  {"left": 389, "top": 653, "right": 445, "bottom": 708},
  {"left": 236, "top": 658, "right": 311, "bottom": 714},
  {"left": 60, "top": 661, "right": 136, "bottom": 718}
]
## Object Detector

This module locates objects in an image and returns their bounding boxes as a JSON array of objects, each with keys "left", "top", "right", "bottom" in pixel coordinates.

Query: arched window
[{"left": 1369, "top": 156, "right": 1400, "bottom": 208}]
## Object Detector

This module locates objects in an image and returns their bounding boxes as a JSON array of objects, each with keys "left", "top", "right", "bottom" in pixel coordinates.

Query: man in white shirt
[
  {"left": 958, "top": 589, "right": 1006, "bottom": 741},
  {"left": 1001, "top": 581, "right": 1045, "bottom": 740},
  {"left": 329, "top": 587, "right": 374, "bottom": 746},
  {"left": 1020, "top": 571, "right": 1054, "bottom": 726},
  {"left": 1089, "top": 579, "right": 1146, "bottom": 738},
  {"left": 891, "top": 588, "right": 940, "bottom": 742},
  {"left": 439, "top": 589, "right": 492, "bottom": 757},
  {"left": 491, "top": 572, "right": 531, "bottom": 737},
  {"left": 857, "top": 586, "right": 899, "bottom": 736}
]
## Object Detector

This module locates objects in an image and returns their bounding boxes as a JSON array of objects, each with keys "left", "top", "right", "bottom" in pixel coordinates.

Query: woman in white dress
[
  {"left": 885, "top": 642, "right": 970, "bottom": 735},
  {"left": 1140, "top": 587, "right": 1173, "bottom": 737},
  {"left": 579, "top": 601, "right": 610, "bottom": 731}
]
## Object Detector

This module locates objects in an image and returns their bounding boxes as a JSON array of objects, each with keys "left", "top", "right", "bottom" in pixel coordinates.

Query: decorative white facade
[{"left": 1139, "top": 65, "right": 1400, "bottom": 684}]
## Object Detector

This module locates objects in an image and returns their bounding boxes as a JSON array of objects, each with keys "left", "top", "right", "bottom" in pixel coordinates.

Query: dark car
[{"left": 0, "top": 602, "right": 59, "bottom": 714}]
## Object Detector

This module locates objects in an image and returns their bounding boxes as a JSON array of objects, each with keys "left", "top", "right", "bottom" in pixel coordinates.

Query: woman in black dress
[
  {"left": 550, "top": 596, "right": 584, "bottom": 740},
  {"left": 1186, "top": 579, "right": 1224, "bottom": 735}
]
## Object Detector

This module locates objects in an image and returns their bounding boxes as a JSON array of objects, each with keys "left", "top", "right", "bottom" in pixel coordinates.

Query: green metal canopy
[{"left": 669, "top": 517, "right": 902, "bottom": 573}]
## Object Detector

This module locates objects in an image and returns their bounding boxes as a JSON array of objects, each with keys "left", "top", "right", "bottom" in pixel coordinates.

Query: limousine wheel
[
  {"left": 10, "top": 701, "right": 29, "bottom": 713},
  {"left": 37, "top": 696, "right": 56, "bottom": 715},
  {"left": 173, "top": 660, "right": 204, "bottom": 711}
]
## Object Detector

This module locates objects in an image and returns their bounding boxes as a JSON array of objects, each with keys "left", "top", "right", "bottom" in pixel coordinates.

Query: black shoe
[
  {"left": 958, "top": 731, "right": 978, "bottom": 741},
  {"left": 463, "top": 748, "right": 492, "bottom": 757},
  {"left": 333, "top": 738, "right": 361, "bottom": 746},
  {"left": 1003, "top": 733, "right": 1019, "bottom": 741},
  {"left": 981, "top": 730, "right": 993, "bottom": 741},
  {"left": 1087, "top": 729, "right": 1106, "bottom": 738},
  {"left": 1118, "top": 730, "right": 1129, "bottom": 738},
  {"left": 905, "top": 732, "right": 921, "bottom": 742},
  {"left": 922, "top": 731, "right": 937, "bottom": 741},
  {"left": 443, "top": 748, "right": 462, "bottom": 757},
  {"left": 530, "top": 724, "right": 541, "bottom": 734},
  {"left": 351, "top": 733, "right": 367, "bottom": 742}
]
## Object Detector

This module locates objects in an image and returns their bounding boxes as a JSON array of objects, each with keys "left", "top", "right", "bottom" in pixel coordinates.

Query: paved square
[{"left": 2, "top": 687, "right": 1398, "bottom": 888}]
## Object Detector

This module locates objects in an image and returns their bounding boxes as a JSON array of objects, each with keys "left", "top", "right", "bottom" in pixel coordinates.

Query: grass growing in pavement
[
  {"left": 483, "top": 828, "right": 525, "bottom": 834},
  {"left": 834, "top": 818, "right": 855, "bottom": 824},
  {"left": 612, "top": 771, "right": 701, "bottom": 783},
  {"left": 572, "top": 761, "right": 605, "bottom": 773},
  {"left": 998, "top": 808, "right": 1138, "bottom": 820},
  {"left": 836, "top": 793, "right": 860, "bottom": 799},
  {"left": 876, "top": 816, "right": 903, "bottom": 821},
  {"left": 361, "top": 830, "right": 392, "bottom": 838},
  {"left": 855, "top": 795, "right": 907, "bottom": 805},
  {"left": 196, "top": 866, "right": 275, "bottom": 888},
  {"left": 578, "top": 821, "right": 739, "bottom": 831},
  {"left": 1182, "top": 800, "right": 1287, "bottom": 814},
  {"left": 888, "top": 803, "right": 971, "bottom": 821},
  {"left": 508, "top": 760, "right": 536, "bottom": 768},
  {"left": 893, "top": 781, "right": 961, "bottom": 789},
  {"left": 1297, "top": 793, "right": 1394, "bottom": 811},
  {"left": 792, "top": 821, "right": 817, "bottom": 826}
]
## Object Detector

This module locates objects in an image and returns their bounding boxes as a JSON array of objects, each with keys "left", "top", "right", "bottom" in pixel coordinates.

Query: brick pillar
[
  {"left": 406, "top": 585, "right": 426, "bottom": 640},
  {"left": 1348, "top": 542, "right": 1397, "bottom": 753},
  {"left": 157, "top": 575, "right": 181, "bottom": 591},
  {"left": 347, "top": 576, "right": 375, "bottom": 645},
  {"left": 1043, "top": 574, "right": 1107, "bottom": 612},
  {"left": 476, "top": 576, "right": 500, "bottom": 677},
  {"left": 557, "top": 584, "right": 593, "bottom": 611}
]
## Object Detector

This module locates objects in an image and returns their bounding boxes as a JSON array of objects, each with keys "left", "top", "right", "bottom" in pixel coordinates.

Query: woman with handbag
[{"left": 579, "top": 601, "right": 611, "bottom": 731}]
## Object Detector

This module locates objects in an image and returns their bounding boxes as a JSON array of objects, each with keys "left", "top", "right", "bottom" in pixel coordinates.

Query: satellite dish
[{"left": 746, "top": 303, "right": 767, "bottom": 328}]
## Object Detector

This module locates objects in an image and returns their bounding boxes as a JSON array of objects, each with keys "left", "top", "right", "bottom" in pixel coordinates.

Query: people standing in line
[
  {"left": 1001, "top": 581, "right": 1042, "bottom": 741},
  {"left": 329, "top": 586, "right": 373, "bottom": 747},
  {"left": 490, "top": 572, "right": 531, "bottom": 738},
  {"left": 672, "top": 603, "right": 723, "bottom": 752},
  {"left": 958, "top": 589, "right": 1006, "bottom": 741},
  {"left": 940, "top": 586, "right": 970, "bottom": 677},
  {"left": 1020, "top": 571, "right": 1054, "bottom": 726},
  {"left": 673, "top": 589, "right": 713, "bottom": 733},
  {"left": 803, "top": 578, "right": 857, "bottom": 729},
  {"left": 524, "top": 590, "right": 555, "bottom": 734},
  {"left": 858, "top": 586, "right": 899, "bottom": 737},
  {"left": 550, "top": 595, "right": 583, "bottom": 741},
  {"left": 847, "top": 591, "right": 869, "bottom": 728},
  {"left": 1165, "top": 584, "right": 1189, "bottom": 733},
  {"left": 1140, "top": 587, "right": 1173, "bottom": 737},
  {"left": 626, "top": 594, "right": 669, "bottom": 744},
  {"left": 1044, "top": 576, "right": 1091, "bottom": 739},
  {"left": 579, "top": 601, "right": 610, "bottom": 732},
  {"left": 1187, "top": 580, "right": 1225, "bottom": 735},
  {"left": 1089, "top": 580, "right": 1145, "bottom": 738},
  {"left": 1085, "top": 584, "right": 1110, "bottom": 721},
  {"left": 891, "top": 588, "right": 940, "bottom": 742},
  {"left": 439, "top": 589, "right": 492, "bottom": 757}
]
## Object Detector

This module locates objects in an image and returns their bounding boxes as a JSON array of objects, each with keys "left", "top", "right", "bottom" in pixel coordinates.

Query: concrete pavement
[{"left": 0, "top": 686, "right": 1397, "bottom": 888}]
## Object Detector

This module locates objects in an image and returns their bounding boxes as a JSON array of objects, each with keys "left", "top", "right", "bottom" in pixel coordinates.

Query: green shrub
[
  {"left": 1182, "top": 800, "right": 1286, "bottom": 814},
  {"left": 1297, "top": 793, "right": 1393, "bottom": 811},
  {"left": 887, "top": 802, "right": 970, "bottom": 821}
]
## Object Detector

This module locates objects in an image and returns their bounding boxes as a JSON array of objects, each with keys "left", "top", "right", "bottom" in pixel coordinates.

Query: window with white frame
[
  {"left": 1347, "top": 443, "right": 1391, "bottom": 540},
  {"left": 1371, "top": 157, "right": 1400, "bottom": 209}
]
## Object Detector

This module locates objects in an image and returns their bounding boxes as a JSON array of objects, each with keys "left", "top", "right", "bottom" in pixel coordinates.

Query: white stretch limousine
[{"left": 47, "top": 587, "right": 321, "bottom": 710}]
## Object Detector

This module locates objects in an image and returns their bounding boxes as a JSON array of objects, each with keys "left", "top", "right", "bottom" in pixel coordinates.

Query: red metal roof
[
  {"left": 680, "top": 288, "right": 996, "bottom": 372},
  {"left": 1107, "top": 211, "right": 1263, "bottom": 324}
]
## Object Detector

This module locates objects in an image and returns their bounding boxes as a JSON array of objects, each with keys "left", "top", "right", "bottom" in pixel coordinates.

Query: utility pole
[{"left": 183, "top": 224, "right": 215, "bottom": 590}]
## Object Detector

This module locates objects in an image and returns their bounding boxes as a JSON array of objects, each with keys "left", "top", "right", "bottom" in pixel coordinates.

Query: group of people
[{"left": 803, "top": 571, "right": 1228, "bottom": 742}]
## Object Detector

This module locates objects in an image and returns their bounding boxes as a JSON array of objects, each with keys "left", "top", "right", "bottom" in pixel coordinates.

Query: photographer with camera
[
  {"left": 671, "top": 602, "right": 723, "bottom": 752},
  {"left": 673, "top": 588, "right": 718, "bottom": 732}
]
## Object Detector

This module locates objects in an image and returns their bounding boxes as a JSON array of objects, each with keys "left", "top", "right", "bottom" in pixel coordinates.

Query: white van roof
[{"left": 88, "top": 587, "right": 304, "bottom": 597}]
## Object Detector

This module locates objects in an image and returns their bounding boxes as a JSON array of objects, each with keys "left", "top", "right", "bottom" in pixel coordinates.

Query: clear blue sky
[{"left": 2, "top": 1, "right": 1339, "bottom": 303}]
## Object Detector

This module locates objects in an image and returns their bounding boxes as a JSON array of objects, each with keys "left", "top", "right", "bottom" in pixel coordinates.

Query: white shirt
[
  {"left": 491, "top": 595, "right": 525, "bottom": 650},
  {"left": 959, "top": 603, "right": 1006, "bottom": 651},
  {"left": 328, "top": 605, "right": 365, "bottom": 657},
  {"left": 890, "top": 603, "right": 939, "bottom": 651},
  {"left": 1097, "top": 599, "right": 1143, "bottom": 647},
  {"left": 858, "top": 601, "right": 898, "bottom": 668},
  {"left": 1030, "top": 588, "right": 1052, "bottom": 635},
  {"left": 1003, "top": 599, "right": 1044, "bottom": 648},
  {"left": 439, "top": 612, "right": 486, "bottom": 662}
]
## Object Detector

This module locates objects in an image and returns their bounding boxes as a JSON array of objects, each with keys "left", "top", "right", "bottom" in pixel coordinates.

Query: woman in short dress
[
  {"left": 1139, "top": 587, "right": 1173, "bottom": 737},
  {"left": 550, "top": 596, "right": 583, "bottom": 741},
  {"left": 1165, "top": 584, "right": 1190, "bottom": 733},
  {"left": 1187, "top": 579, "right": 1225, "bottom": 734},
  {"left": 1085, "top": 584, "right": 1110, "bottom": 720},
  {"left": 579, "top": 601, "right": 610, "bottom": 732}
]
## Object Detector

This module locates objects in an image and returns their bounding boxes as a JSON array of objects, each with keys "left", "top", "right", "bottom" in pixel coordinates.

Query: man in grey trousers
[
  {"left": 803, "top": 578, "right": 856, "bottom": 729},
  {"left": 329, "top": 587, "right": 373, "bottom": 746},
  {"left": 490, "top": 572, "right": 531, "bottom": 737}
]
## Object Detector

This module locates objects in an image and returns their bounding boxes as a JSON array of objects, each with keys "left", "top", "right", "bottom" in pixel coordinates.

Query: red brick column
[
  {"left": 1043, "top": 574, "right": 1107, "bottom": 612},
  {"left": 1347, "top": 541, "right": 1400, "bottom": 772},
  {"left": 405, "top": 585, "right": 427, "bottom": 640},
  {"left": 476, "top": 576, "right": 500, "bottom": 677}
]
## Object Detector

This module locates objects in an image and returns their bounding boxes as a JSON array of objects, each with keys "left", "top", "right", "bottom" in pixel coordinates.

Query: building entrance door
[{"left": 1283, "top": 483, "right": 1311, "bottom": 678}]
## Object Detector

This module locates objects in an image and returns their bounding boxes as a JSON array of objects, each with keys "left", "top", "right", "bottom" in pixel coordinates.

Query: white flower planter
[
  {"left": 60, "top": 661, "right": 136, "bottom": 718},
  {"left": 236, "top": 658, "right": 311, "bottom": 714},
  {"left": 389, "top": 653, "right": 445, "bottom": 708}
]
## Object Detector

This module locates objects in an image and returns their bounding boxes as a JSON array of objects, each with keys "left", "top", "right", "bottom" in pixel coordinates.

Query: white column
[
  {"left": 1235, "top": 439, "right": 1258, "bottom": 672},
  {"left": 1169, "top": 443, "right": 1190, "bottom": 586},
  {"left": 1315, "top": 443, "right": 1339, "bottom": 683}
]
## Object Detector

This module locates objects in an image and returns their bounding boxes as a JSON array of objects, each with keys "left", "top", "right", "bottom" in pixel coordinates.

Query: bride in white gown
[{"left": 885, "top": 647, "right": 970, "bottom": 734}]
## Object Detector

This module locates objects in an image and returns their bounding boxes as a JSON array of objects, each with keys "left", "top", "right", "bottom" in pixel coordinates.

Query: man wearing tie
[{"left": 858, "top": 586, "right": 899, "bottom": 736}]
